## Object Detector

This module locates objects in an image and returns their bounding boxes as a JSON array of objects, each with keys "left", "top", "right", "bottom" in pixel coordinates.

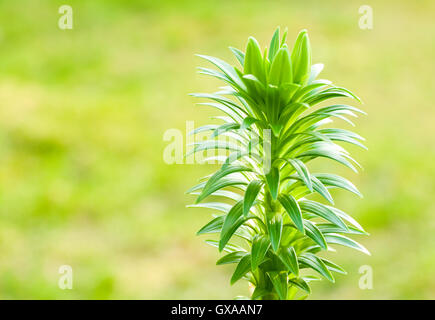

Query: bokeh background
[{"left": 0, "top": 0, "right": 434, "bottom": 299}]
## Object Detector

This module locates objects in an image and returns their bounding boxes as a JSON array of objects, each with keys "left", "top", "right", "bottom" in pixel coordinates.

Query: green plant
[{"left": 187, "top": 28, "right": 369, "bottom": 300}]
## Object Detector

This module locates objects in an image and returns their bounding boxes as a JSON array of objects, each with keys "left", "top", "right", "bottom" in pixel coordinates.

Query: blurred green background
[{"left": 0, "top": 0, "right": 434, "bottom": 299}]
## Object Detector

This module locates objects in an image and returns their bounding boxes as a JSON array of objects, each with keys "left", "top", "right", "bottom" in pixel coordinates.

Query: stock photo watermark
[
  {"left": 58, "top": 5, "right": 73, "bottom": 30},
  {"left": 358, "top": 265, "right": 373, "bottom": 290},
  {"left": 162, "top": 121, "right": 272, "bottom": 173},
  {"left": 358, "top": 5, "right": 373, "bottom": 30},
  {"left": 58, "top": 265, "right": 73, "bottom": 290}
]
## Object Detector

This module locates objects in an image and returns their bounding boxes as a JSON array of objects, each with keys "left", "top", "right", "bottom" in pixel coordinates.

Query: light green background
[{"left": 0, "top": 0, "right": 433, "bottom": 299}]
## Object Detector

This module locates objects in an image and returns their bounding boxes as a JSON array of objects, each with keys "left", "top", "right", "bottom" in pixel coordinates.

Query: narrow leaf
[
  {"left": 279, "top": 247, "right": 299, "bottom": 276},
  {"left": 300, "top": 200, "right": 347, "bottom": 231},
  {"left": 303, "top": 220, "right": 328, "bottom": 249},
  {"left": 231, "top": 254, "right": 252, "bottom": 284},
  {"left": 265, "top": 167, "right": 279, "bottom": 200},
  {"left": 267, "top": 272, "right": 288, "bottom": 300},
  {"left": 324, "top": 234, "right": 370, "bottom": 255},
  {"left": 268, "top": 215, "right": 283, "bottom": 252},
  {"left": 278, "top": 194, "right": 304, "bottom": 232},
  {"left": 243, "top": 180, "right": 263, "bottom": 216},
  {"left": 217, "top": 251, "right": 246, "bottom": 265},
  {"left": 289, "top": 277, "right": 311, "bottom": 294},
  {"left": 299, "top": 253, "right": 334, "bottom": 282},
  {"left": 197, "top": 215, "right": 225, "bottom": 235},
  {"left": 251, "top": 235, "right": 271, "bottom": 270},
  {"left": 219, "top": 200, "right": 245, "bottom": 251}
]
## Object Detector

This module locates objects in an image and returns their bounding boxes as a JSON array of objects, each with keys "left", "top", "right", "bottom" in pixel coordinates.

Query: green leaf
[
  {"left": 188, "top": 124, "right": 219, "bottom": 136},
  {"left": 197, "top": 165, "right": 252, "bottom": 203},
  {"left": 314, "top": 173, "right": 362, "bottom": 197},
  {"left": 329, "top": 206, "right": 366, "bottom": 232},
  {"left": 205, "top": 240, "right": 245, "bottom": 253},
  {"left": 217, "top": 251, "right": 247, "bottom": 265},
  {"left": 243, "top": 180, "right": 263, "bottom": 216},
  {"left": 268, "top": 215, "right": 283, "bottom": 252},
  {"left": 191, "top": 189, "right": 243, "bottom": 202},
  {"left": 299, "top": 200, "right": 347, "bottom": 231},
  {"left": 267, "top": 271, "right": 288, "bottom": 300},
  {"left": 195, "top": 178, "right": 247, "bottom": 204},
  {"left": 244, "top": 37, "right": 266, "bottom": 84},
  {"left": 229, "top": 46, "right": 245, "bottom": 66},
  {"left": 241, "top": 117, "right": 260, "bottom": 130},
  {"left": 219, "top": 200, "right": 245, "bottom": 251},
  {"left": 324, "top": 234, "right": 370, "bottom": 255},
  {"left": 289, "top": 277, "right": 311, "bottom": 294},
  {"left": 251, "top": 235, "right": 271, "bottom": 270},
  {"left": 251, "top": 287, "right": 270, "bottom": 300},
  {"left": 287, "top": 158, "right": 312, "bottom": 191},
  {"left": 291, "top": 29, "right": 311, "bottom": 85},
  {"left": 188, "top": 202, "right": 232, "bottom": 213},
  {"left": 317, "top": 223, "right": 368, "bottom": 235},
  {"left": 311, "top": 175, "right": 334, "bottom": 205},
  {"left": 197, "top": 215, "right": 225, "bottom": 235},
  {"left": 231, "top": 254, "right": 251, "bottom": 284},
  {"left": 268, "top": 27, "right": 280, "bottom": 61},
  {"left": 280, "top": 28, "right": 288, "bottom": 46},
  {"left": 279, "top": 247, "right": 299, "bottom": 276},
  {"left": 265, "top": 167, "right": 279, "bottom": 200},
  {"left": 268, "top": 47, "right": 292, "bottom": 86},
  {"left": 278, "top": 194, "right": 304, "bottom": 232},
  {"left": 270, "top": 123, "right": 283, "bottom": 137},
  {"left": 295, "top": 142, "right": 359, "bottom": 173},
  {"left": 187, "top": 140, "right": 242, "bottom": 157},
  {"left": 196, "top": 54, "right": 246, "bottom": 90},
  {"left": 308, "top": 63, "right": 324, "bottom": 83},
  {"left": 211, "top": 123, "right": 240, "bottom": 138},
  {"left": 299, "top": 253, "right": 334, "bottom": 282},
  {"left": 318, "top": 128, "right": 367, "bottom": 150},
  {"left": 303, "top": 220, "right": 328, "bottom": 249},
  {"left": 321, "top": 258, "right": 347, "bottom": 275}
]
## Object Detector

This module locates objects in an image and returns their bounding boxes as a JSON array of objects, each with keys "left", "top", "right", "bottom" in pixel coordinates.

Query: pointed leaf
[
  {"left": 197, "top": 165, "right": 252, "bottom": 203},
  {"left": 291, "top": 30, "right": 311, "bottom": 85},
  {"left": 324, "top": 234, "right": 370, "bottom": 255},
  {"left": 231, "top": 254, "right": 251, "bottom": 284},
  {"left": 268, "top": 215, "right": 283, "bottom": 252},
  {"left": 217, "top": 251, "right": 246, "bottom": 265},
  {"left": 265, "top": 167, "right": 279, "bottom": 200},
  {"left": 219, "top": 200, "right": 245, "bottom": 251},
  {"left": 269, "top": 47, "right": 292, "bottom": 86},
  {"left": 267, "top": 272, "right": 288, "bottom": 300},
  {"left": 229, "top": 46, "right": 245, "bottom": 66},
  {"left": 300, "top": 200, "right": 347, "bottom": 231},
  {"left": 314, "top": 173, "right": 362, "bottom": 197},
  {"left": 251, "top": 235, "right": 271, "bottom": 270},
  {"left": 244, "top": 37, "right": 266, "bottom": 83},
  {"left": 287, "top": 158, "right": 312, "bottom": 191},
  {"left": 303, "top": 220, "right": 328, "bottom": 249},
  {"left": 289, "top": 277, "right": 311, "bottom": 294},
  {"left": 299, "top": 253, "right": 334, "bottom": 282},
  {"left": 243, "top": 180, "right": 263, "bottom": 215},
  {"left": 278, "top": 194, "right": 304, "bottom": 232},
  {"left": 197, "top": 215, "right": 225, "bottom": 235},
  {"left": 279, "top": 247, "right": 299, "bottom": 276},
  {"left": 268, "top": 28, "right": 280, "bottom": 61}
]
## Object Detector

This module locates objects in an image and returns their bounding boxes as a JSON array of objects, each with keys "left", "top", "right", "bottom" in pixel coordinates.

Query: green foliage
[{"left": 188, "top": 28, "right": 369, "bottom": 299}]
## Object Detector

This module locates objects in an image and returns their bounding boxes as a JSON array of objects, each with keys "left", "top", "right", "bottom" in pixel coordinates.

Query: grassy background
[{"left": 0, "top": 0, "right": 434, "bottom": 299}]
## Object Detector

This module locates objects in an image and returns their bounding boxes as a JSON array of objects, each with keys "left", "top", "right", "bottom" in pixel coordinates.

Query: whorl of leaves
[{"left": 187, "top": 28, "right": 369, "bottom": 300}]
